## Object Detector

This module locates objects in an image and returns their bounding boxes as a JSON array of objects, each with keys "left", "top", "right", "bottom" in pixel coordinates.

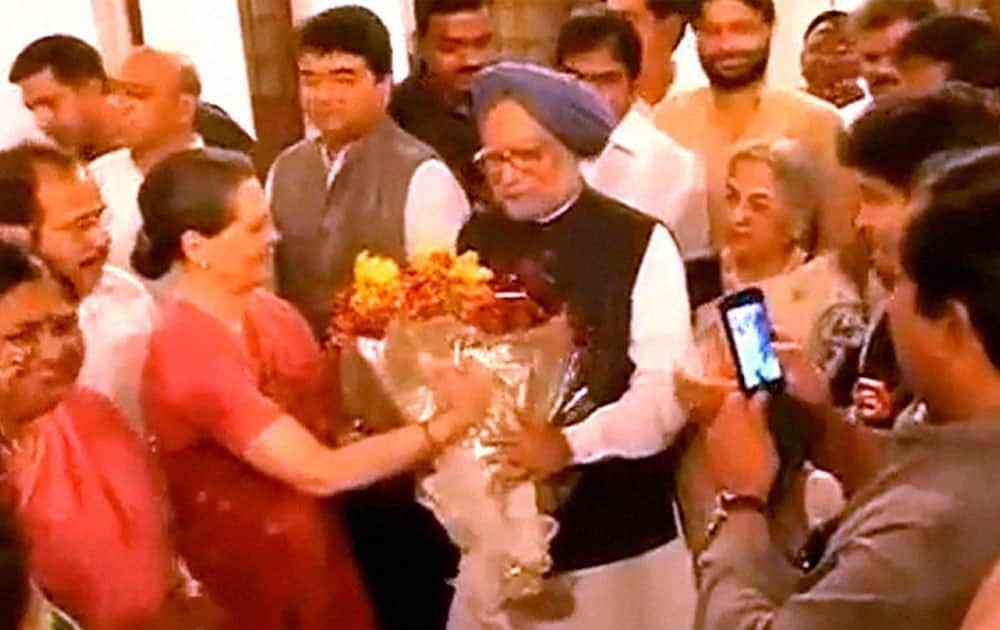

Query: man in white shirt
[
  {"left": 94, "top": 47, "right": 207, "bottom": 271},
  {"left": 458, "top": 60, "right": 696, "bottom": 630},
  {"left": 0, "top": 144, "right": 156, "bottom": 431},
  {"left": 10, "top": 39, "right": 252, "bottom": 276},
  {"left": 8, "top": 36, "right": 124, "bottom": 162},
  {"left": 607, "top": 0, "right": 696, "bottom": 115},
  {"left": 557, "top": 8, "right": 709, "bottom": 261}
]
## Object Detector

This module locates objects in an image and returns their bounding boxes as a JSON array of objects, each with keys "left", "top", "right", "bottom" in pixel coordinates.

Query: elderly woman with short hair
[
  {"left": 697, "top": 138, "right": 862, "bottom": 362},
  {"left": 681, "top": 139, "right": 861, "bottom": 559}
]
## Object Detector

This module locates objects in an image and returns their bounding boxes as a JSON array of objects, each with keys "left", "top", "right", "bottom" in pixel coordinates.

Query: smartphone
[{"left": 718, "top": 288, "right": 784, "bottom": 394}]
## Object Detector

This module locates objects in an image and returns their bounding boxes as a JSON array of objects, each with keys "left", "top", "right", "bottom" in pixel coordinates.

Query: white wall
[
  {"left": 0, "top": 0, "right": 260, "bottom": 146},
  {"left": 139, "top": 0, "right": 257, "bottom": 136},
  {"left": 0, "top": 1, "right": 102, "bottom": 148}
]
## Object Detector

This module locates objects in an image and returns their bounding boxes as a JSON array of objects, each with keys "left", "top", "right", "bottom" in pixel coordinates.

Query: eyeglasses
[{"left": 474, "top": 145, "right": 547, "bottom": 177}]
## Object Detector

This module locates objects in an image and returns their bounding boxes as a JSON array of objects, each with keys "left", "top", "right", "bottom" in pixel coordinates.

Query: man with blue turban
[{"left": 452, "top": 61, "right": 697, "bottom": 629}]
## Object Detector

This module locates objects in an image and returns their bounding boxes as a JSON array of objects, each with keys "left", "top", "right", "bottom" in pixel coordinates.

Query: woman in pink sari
[
  {"left": 132, "top": 148, "right": 489, "bottom": 629},
  {"left": 0, "top": 241, "right": 174, "bottom": 629}
]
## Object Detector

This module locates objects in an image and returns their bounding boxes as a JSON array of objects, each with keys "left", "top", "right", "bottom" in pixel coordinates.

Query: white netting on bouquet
[
  {"left": 340, "top": 314, "right": 587, "bottom": 626},
  {"left": 328, "top": 251, "right": 591, "bottom": 627}
]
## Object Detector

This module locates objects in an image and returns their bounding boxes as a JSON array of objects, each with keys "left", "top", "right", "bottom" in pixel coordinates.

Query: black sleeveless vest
[{"left": 459, "top": 187, "right": 679, "bottom": 572}]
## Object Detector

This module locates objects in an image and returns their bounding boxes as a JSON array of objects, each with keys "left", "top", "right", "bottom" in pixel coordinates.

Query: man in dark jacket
[
  {"left": 389, "top": 0, "right": 496, "bottom": 205},
  {"left": 454, "top": 60, "right": 698, "bottom": 629}
]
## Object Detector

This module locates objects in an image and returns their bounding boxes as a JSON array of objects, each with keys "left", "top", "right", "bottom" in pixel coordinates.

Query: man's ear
[
  {"left": 77, "top": 77, "right": 107, "bottom": 100},
  {"left": 375, "top": 75, "right": 393, "bottom": 107},
  {"left": 942, "top": 298, "right": 976, "bottom": 360},
  {"left": 179, "top": 93, "right": 198, "bottom": 128},
  {"left": 413, "top": 31, "right": 425, "bottom": 62}
]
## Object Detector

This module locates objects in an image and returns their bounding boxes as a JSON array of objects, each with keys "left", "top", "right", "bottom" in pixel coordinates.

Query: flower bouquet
[{"left": 329, "top": 251, "right": 589, "bottom": 627}]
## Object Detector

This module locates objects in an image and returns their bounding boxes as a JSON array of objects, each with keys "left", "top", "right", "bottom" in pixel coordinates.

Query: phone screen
[{"left": 723, "top": 298, "right": 783, "bottom": 392}]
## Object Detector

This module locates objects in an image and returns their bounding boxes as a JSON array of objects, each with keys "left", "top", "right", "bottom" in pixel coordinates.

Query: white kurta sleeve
[
  {"left": 77, "top": 268, "right": 159, "bottom": 434},
  {"left": 403, "top": 159, "right": 472, "bottom": 258},
  {"left": 672, "top": 153, "right": 711, "bottom": 261},
  {"left": 564, "top": 225, "right": 696, "bottom": 464}
]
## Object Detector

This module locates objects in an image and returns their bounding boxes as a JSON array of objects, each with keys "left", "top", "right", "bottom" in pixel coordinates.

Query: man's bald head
[
  {"left": 120, "top": 47, "right": 200, "bottom": 95},
  {"left": 115, "top": 47, "right": 200, "bottom": 157}
]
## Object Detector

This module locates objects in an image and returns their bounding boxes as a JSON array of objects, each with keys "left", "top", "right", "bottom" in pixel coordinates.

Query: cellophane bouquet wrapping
[{"left": 330, "top": 252, "right": 587, "bottom": 626}]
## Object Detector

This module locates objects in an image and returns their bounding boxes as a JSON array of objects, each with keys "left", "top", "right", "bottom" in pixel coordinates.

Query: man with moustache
[
  {"left": 0, "top": 144, "right": 156, "bottom": 431},
  {"left": 390, "top": 0, "right": 497, "bottom": 204},
  {"left": 841, "top": 0, "right": 937, "bottom": 125},
  {"left": 654, "top": 0, "right": 860, "bottom": 263},
  {"left": 800, "top": 10, "right": 865, "bottom": 109},
  {"left": 456, "top": 60, "right": 697, "bottom": 630}
]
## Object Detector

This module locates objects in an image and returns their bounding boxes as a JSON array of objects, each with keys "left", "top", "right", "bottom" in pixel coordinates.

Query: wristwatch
[{"left": 705, "top": 490, "right": 769, "bottom": 541}]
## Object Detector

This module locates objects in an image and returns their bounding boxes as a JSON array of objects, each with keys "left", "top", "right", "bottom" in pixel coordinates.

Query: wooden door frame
[{"left": 236, "top": 0, "right": 304, "bottom": 177}]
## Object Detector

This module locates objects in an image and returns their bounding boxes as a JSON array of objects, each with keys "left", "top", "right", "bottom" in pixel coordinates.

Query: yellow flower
[
  {"left": 354, "top": 251, "right": 402, "bottom": 293},
  {"left": 449, "top": 251, "right": 494, "bottom": 286}
]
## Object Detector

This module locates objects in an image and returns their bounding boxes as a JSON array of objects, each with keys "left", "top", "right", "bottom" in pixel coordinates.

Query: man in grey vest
[
  {"left": 269, "top": 5, "right": 470, "bottom": 336},
  {"left": 267, "top": 7, "right": 471, "bottom": 629}
]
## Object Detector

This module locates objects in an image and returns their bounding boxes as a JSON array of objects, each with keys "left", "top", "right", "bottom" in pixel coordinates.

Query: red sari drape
[
  {"left": 142, "top": 290, "right": 374, "bottom": 629},
  {"left": 4, "top": 388, "right": 173, "bottom": 630}
]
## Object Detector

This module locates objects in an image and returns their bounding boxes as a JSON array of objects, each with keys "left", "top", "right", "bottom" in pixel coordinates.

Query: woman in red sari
[
  {"left": 132, "top": 148, "right": 489, "bottom": 630},
  {"left": 0, "top": 241, "right": 174, "bottom": 629}
]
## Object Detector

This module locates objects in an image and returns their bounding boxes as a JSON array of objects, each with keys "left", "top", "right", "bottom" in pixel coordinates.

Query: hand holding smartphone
[{"left": 718, "top": 288, "right": 785, "bottom": 395}]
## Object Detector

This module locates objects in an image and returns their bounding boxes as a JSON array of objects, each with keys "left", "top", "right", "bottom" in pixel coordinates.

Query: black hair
[
  {"left": 296, "top": 6, "right": 393, "bottom": 80},
  {"left": 695, "top": 0, "right": 776, "bottom": 26},
  {"left": 896, "top": 13, "right": 1000, "bottom": 90},
  {"left": 647, "top": 0, "right": 699, "bottom": 21},
  {"left": 8, "top": 34, "right": 106, "bottom": 86},
  {"left": 850, "top": 0, "right": 937, "bottom": 32},
  {"left": 132, "top": 148, "right": 256, "bottom": 279},
  {"left": 195, "top": 102, "right": 256, "bottom": 155},
  {"left": 0, "top": 143, "right": 79, "bottom": 231},
  {"left": 176, "top": 56, "right": 202, "bottom": 97},
  {"left": 0, "top": 239, "right": 42, "bottom": 297},
  {"left": 557, "top": 10, "right": 643, "bottom": 81},
  {"left": 902, "top": 146, "right": 1000, "bottom": 370},
  {"left": 804, "top": 9, "right": 848, "bottom": 41},
  {"left": 415, "top": 0, "right": 490, "bottom": 36},
  {"left": 840, "top": 83, "right": 1000, "bottom": 190}
]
